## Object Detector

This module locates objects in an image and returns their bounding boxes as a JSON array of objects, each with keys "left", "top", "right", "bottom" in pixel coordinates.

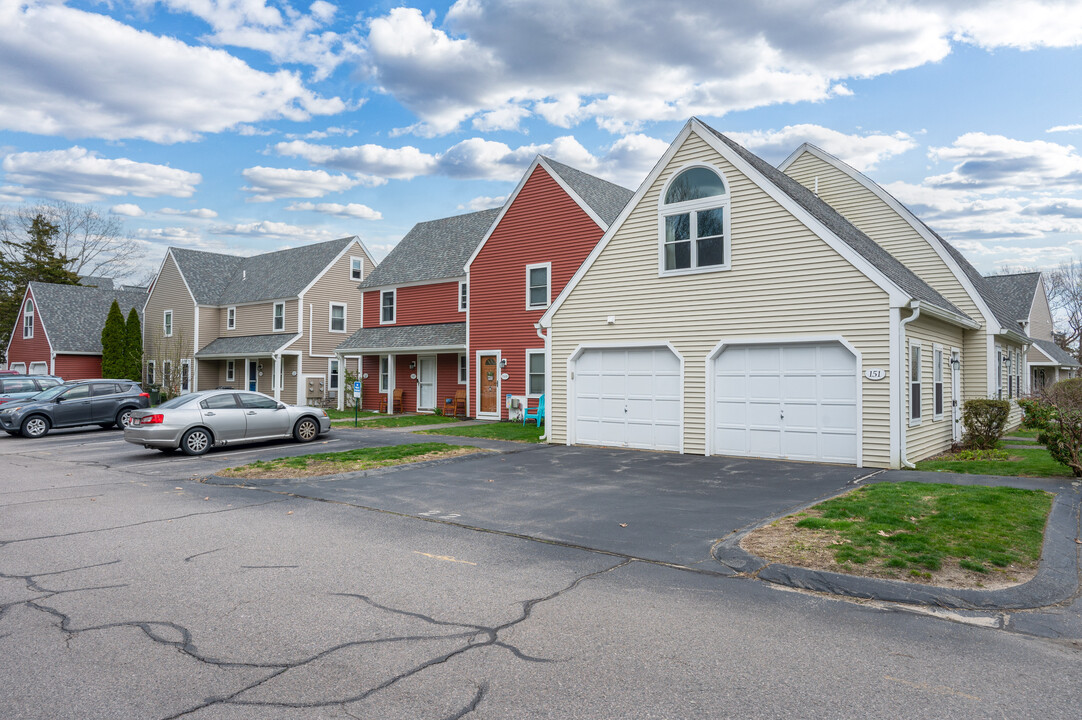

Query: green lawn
[
  {"left": 355, "top": 414, "right": 462, "bottom": 428},
  {"left": 218, "top": 442, "right": 482, "bottom": 479},
  {"left": 324, "top": 408, "right": 379, "bottom": 420},
  {"left": 914, "top": 428, "right": 1073, "bottom": 478},
  {"left": 421, "top": 422, "right": 545, "bottom": 443},
  {"left": 792, "top": 481, "right": 1052, "bottom": 576}
]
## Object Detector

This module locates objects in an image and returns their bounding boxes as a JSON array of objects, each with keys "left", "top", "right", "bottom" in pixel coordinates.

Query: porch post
[
  {"left": 387, "top": 353, "right": 396, "bottom": 413},
  {"left": 272, "top": 354, "right": 282, "bottom": 402},
  {"left": 337, "top": 351, "right": 345, "bottom": 412}
]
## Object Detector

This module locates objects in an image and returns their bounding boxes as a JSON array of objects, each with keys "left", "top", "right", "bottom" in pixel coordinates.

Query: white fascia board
[
  {"left": 915, "top": 300, "right": 981, "bottom": 330},
  {"left": 333, "top": 344, "right": 465, "bottom": 355},
  {"left": 360, "top": 276, "right": 466, "bottom": 293},
  {"left": 297, "top": 237, "right": 363, "bottom": 298},
  {"left": 463, "top": 157, "right": 541, "bottom": 273},
  {"left": 778, "top": 143, "right": 1000, "bottom": 333},
  {"left": 163, "top": 248, "right": 199, "bottom": 306},
  {"left": 1029, "top": 344, "right": 1056, "bottom": 363},
  {"left": 6, "top": 284, "right": 53, "bottom": 360},
  {"left": 998, "top": 327, "right": 1031, "bottom": 345},
  {"left": 541, "top": 121, "right": 699, "bottom": 327}
]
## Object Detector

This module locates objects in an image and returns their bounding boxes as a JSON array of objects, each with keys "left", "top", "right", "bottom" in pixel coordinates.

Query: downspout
[
  {"left": 534, "top": 322, "right": 548, "bottom": 442},
  {"left": 899, "top": 302, "right": 921, "bottom": 469}
]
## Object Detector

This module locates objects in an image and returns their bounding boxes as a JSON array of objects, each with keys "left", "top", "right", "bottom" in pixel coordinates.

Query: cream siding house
[
  {"left": 144, "top": 237, "right": 375, "bottom": 403},
  {"left": 539, "top": 119, "right": 979, "bottom": 469}
]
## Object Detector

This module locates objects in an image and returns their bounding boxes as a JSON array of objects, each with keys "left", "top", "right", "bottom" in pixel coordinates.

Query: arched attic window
[
  {"left": 23, "top": 299, "right": 34, "bottom": 339},
  {"left": 659, "top": 165, "right": 731, "bottom": 274}
]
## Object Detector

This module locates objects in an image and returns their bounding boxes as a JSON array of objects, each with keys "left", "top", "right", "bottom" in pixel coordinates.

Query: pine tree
[
  {"left": 100, "top": 300, "right": 126, "bottom": 378},
  {"left": 0, "top": 215, "right": 80, "bottom": 364},
  {"left": 124, "top": 307, "right": 143, "bottom": 382}
]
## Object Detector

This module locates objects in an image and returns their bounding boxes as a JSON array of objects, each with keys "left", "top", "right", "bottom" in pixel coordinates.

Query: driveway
[{"left": 206, "top": 441, "right": 870, "bottom": 568}]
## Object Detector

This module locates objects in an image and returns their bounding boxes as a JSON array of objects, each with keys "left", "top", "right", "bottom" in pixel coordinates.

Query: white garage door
[
  {"left": 29, "top": 362, "right": 48, "bottom": 375},
  {"left": 574, "top": 347, "right": 681, "bottom": 451},
  {"left": 713, "top": 342, "right": 858, "bottom": 464}
]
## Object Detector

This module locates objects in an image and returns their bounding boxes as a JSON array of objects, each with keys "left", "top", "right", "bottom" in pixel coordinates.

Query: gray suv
[{"left": 0, "top": 380, "right": 151, "bottom": 438}]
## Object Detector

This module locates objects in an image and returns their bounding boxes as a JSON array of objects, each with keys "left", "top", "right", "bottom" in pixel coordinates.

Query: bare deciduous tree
[
  {"left": 1045, "top": 260, "right": 1082, "bottom": 361},
  {"left": 0, "top": 201, "right": 144, "bottom": 280},
  {"left": 145, "top": 326, "right": 193, "bottom": 399}
]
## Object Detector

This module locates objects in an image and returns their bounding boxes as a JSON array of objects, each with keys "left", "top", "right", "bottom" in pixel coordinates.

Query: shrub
[
  {"left": 1019, "top": 380, "right": 1082, "bottom": 477},
  {"left": 961, "top": 399, "right": 1011, "bottom": 450}
]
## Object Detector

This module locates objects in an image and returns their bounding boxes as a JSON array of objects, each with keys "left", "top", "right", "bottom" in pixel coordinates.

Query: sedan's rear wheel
[
  {"left": 293, "top": 417, "right": 319, "bottom": 443},
  {"left": 21, "top": 415, "right": 50, "bottom": 438},
  {"left": 115, "top": 408, "right": 134, "bottom": 429},
  {"left": 180, "top": 427, "right": 211, "bottom": 456}
]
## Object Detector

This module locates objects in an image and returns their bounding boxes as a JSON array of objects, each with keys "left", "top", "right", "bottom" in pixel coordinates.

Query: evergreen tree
[
  {"left": 124, "top": 307, "right": 143, "bottom": 382},
  {"left": 100, "top": 300, "right": 126, "bottom": 378},
  {"left": 0, "top": 215, "right": 80, "bottom": 363}
]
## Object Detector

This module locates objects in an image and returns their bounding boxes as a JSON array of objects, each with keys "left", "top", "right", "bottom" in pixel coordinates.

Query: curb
[{"left": 713, "top": 483, "right": 1082, "bottom": 610}]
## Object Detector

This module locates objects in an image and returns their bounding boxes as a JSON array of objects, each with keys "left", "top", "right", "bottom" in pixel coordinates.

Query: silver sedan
[{"left": 124, "top": 390, "right": 331, "bottom": 455}]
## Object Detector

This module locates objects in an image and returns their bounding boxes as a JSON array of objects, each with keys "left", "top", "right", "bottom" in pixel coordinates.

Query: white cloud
[
  {"left": 241, "top": 166, "right": 367, "bottom": 201},
  {"left": 1, "top": 1, "right": 345, "bottom": 143},
  {"left": 458, "top": 195, "right": 506, "bottom": 211},
  {"left": 209, "top": 220, "right": 343, "bottom": 243},
  {"left": 2, "top": 147, "right": 201, "bottom": 203},
  {"left": 358, "top": 1, "right": 1082, "bottom": 136},
  {"left": 159, "top": 207, "right": 219, "bottom": 219},
  {"left": 110, "top": 203, "right": 145, "bottom": 217},
  {"left": 727, "top": 124, "right": 917, "bottom": 170},
  {"left": 275, "top": 140, "right": 438, "bottom": 179},
  {"left": 285, "top": 201, "right": 382, "bottom": 220},
  {"left": 926, "top": 133, "right": 1082, "bottom": 191},
  {"left": 1047, "top": 124, "right": 1082, "bottom": 133}
]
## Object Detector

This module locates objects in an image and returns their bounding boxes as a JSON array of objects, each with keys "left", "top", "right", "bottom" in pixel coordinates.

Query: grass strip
[
  {"left": 421, "top": 422, "right": 544, "bottom": 443},
  {"left": 218, "top": 442, "right": 484, "bottom": 479},
  {"left": 783, "top": 482, "right": 1052, "bottom": 579},
  {"left": 915, "top": 447, "right": 1071, "bottom": 478},
  {"left": 355, "top": 414, "right": 462, "bottom": 428}
]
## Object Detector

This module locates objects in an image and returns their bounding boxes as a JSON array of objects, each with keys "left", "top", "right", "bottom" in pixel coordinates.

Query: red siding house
[
  {"left": 4, "top": 280, "right": 147, "bottom": 378},
  {"left": 335, "top": 156, "right": 631, "bottom": 418},
  {"left": 465, "top": 157, "right": 632, "bottom": 419}
]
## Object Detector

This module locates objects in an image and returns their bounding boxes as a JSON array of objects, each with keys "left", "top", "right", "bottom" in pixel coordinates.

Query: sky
[{"left": 2, "top": 0, "right": 1082, "bottom": 282}]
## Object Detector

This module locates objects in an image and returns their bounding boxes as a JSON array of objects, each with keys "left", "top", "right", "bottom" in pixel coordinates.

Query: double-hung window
[
  {"left": 1015, "top": 349, "right": 1023, "bottom": 397},
  {"left": 146, "top": 361, "right": 155, "bottom": 386},
  {"left": 273, "top": 302, "right": 285, "bottom": 331},
  {"left": 996, "top": 347, "right": 1003, "bottom": 399},
  {"left": 1008, "top": 350, "right": 1015, "bottom": 399},
  {"left": 526, "top": 263, "right": 550, "bottom": 310},
  {"left": 226, "top": 360, "right": 235, "bottom": 382},
  {"left": 329, "top": 359, "right": 339, "bottom": 391},
  {"left": 22, "top": 300, "right": 33, "bottom": 339},
  {"left": 329, "top": 303, "right": 346, "bottom": 333},
  {"left": 659, "top": 166, "right": 730, "bottom": 274},
  {"left": 227, "top": 306, "right": 236, "bottom": 330},
  {"left": 458, "top": 354, "right": 467, "bottom": 384},
  {"left": 381, "top": 290, "right": 395, "bottom": 324},
  {"left": 459, "top": 281, "right": 468, "bottom": 312},
  {"left": 909, "top": 342, "right": 922, "bottom": 426},
  {"left": 350, "top": 257, "right": 364, "bottom": 282},
  {"left": 933, "top": 345, "right": 944, "bottom": 420},
  {"left": 379, "top": 356, "right": 390, "bottom": 392},
  {"left": 163, "top": 310, "right": 173, "bottom": 337},
  {"left": 526, "top": 350, "right": 545, "bottom": 396}
]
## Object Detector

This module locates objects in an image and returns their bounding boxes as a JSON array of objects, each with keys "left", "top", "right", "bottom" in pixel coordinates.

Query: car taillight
[
  {"left": 140, "top": 414, "right": 165, "bottom": 424},
  {"left": 139, "top": 392, "right": 150, "bottom": 399}
]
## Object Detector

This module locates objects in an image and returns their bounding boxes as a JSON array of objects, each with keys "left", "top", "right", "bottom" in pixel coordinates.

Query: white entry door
[
  {"left": 417, "top": 356, "right": 436, "bottom": 411},
  {"left": 573, "top": 347, "right": 681, "bottom": 451},
  {"left": 712, "top": 342, "right": 858, "bottom": 464}
]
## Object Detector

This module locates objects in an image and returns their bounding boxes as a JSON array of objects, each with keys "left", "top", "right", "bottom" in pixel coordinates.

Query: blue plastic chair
[{"left": 523, "top": 394, "right": 544, "bottom": 427}]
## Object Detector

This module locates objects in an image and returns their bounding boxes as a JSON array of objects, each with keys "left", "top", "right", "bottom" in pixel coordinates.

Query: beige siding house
[
  {"left": 539, "top": 118, "right": 1008, "bottom": 469},
  {"left": 143, "top": 237, "right": 375, "bottom": 403}
]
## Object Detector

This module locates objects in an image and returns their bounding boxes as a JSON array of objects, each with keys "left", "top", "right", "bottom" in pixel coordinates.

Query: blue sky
[{"left": 3, "top": 0, "right": 1082, "bottom": 281}]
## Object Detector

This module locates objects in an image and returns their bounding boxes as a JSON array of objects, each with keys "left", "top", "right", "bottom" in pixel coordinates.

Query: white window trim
[
  {"left": 350, "top": 256, "right": 364, "bottom": 282},
  {"left": 657, "top": 163, "right": 732, "bottom": 277},
  {"left": 909, "top": 340, "right": 922, "bottom": 427},
  {"left": 226, "top": 306, "right": 236, "bottom": 330},
  {"left": 146, "top": 360, "right": 155, "bottom": 386},
  {"left": 328, "top": 358, "right": 340, "bottom": 391},
  {"left": 163, "top": 309, "right": 173, "bottom": 338},
  {"left": 180, "top": 359, "right": 191, "bottom": 393},
  {"left": 933, "top": 344, "right": 944, "bottom": 421},
  {"left": 378, "top": 356, "right": 389, "bottom": 392},
  {"left": 525, "top": 349, "right": 545, "bottom": 397},
  {"left": 458, "top": 353, "right": 467, "bottom": 384},
  {"left": 458, "top": 281, "right": 468, "bottom": 312},
  {"left": 380, "top": 289, "right": 396, "bottom": 325},
  {"left": 22, "top": 300, "right": 33, "bottom": 339},
  {"left": 225, "top": 360, "right": 235, "bottom": 382},
  {"left": 525, "top": 262, "right": 551, "bottom": 310},
  {"left": 328, "top": 302, "right": 347, "bottom": 333},
  {"left": 272, "top": 301, "right": 286, "bottom": 332}
]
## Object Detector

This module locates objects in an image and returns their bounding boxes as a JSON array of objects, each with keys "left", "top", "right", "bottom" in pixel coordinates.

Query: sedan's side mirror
[
  {"left": 54, "top": 397, "right": 64, "bottom": 403},
  {"left": 277, "top": 403, "right": 287, "bottom": 410}
]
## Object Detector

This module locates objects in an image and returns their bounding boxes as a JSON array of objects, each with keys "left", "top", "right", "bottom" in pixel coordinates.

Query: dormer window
[{"left": 659, "top": 165, "right": 730, "bottom": 275}]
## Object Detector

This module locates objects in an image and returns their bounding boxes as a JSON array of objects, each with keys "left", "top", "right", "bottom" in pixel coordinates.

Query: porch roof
[
  {"left": 195, "top": 333, "right": 299, "bottom": 359},
  {"left": 335, "top": 322, "right": 465, "bottom": 354}
]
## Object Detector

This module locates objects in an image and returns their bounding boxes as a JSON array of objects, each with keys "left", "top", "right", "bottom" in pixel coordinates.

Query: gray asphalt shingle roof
[
  {"left": 983, "top": 272, "right": 1042, "bottom": 327},
  {"left": 195, "top": 333, "right": 299, "bottom": 358},
  {"left": 29, "top": 282, "right": 146, "bottom": 354},
  {"left": 170, "top": 237, "right": 357, "bottom": 305},
  {"left": 696, "top": 121, "right": 970, "bottom": 321},
  {"left": 360, "top": 210, "right": 500, "bottom": 288},
  {"left": 542, "top": 156, "right": 634, "bottom": 227},
  {"left": 336, "top": 322, "right": 466, "bottom": 352},
  {"left": 1032, "top": 339, "right": 1081, "bottom": 368}
]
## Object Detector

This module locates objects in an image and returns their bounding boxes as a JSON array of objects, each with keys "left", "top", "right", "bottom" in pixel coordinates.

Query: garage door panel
[{"left": 713, "top": 341, "right": 858, "bottom": 465}]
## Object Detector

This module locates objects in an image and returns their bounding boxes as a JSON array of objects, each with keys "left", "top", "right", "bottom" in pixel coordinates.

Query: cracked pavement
[{"left": 2, "top": 428, "right": 1082, "bottom": 718}]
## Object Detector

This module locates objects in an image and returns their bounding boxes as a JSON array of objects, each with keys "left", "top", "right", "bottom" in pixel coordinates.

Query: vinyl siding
[
  {"left": 362, "top": 282, "right": 461, "bottom": 327},
  {"left": 230, "top": 299, "right": 299, "bottom": 336},
  {"left": 469, "top": 165, "right": 606, "bottom": 419},
  {"left": 144, "top": 254, "right": 196, "bottom": 375},
  {"left": 1028, "top": 276, "right": 1055, "bottom": 342},
  {"left": 302, "top": 239, "right": 368, "bottom": 357},
  {"left": 905, "top": 315, "right": 963, "bottom": 461},
  {"left": 785, "top": 152, "right": 992, "bottom": 403},
  {"left": 992, "top": 339, "right": 1025, "bottom": 430},
  {"left": 549, "top": 131, "right": 894, "bottom": 467},
  {"left": 53, "top": 354, "right": 103, "bottom": 379},
  {"left": 198, "top": 306, "right": 219, "bottom": 351}
]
